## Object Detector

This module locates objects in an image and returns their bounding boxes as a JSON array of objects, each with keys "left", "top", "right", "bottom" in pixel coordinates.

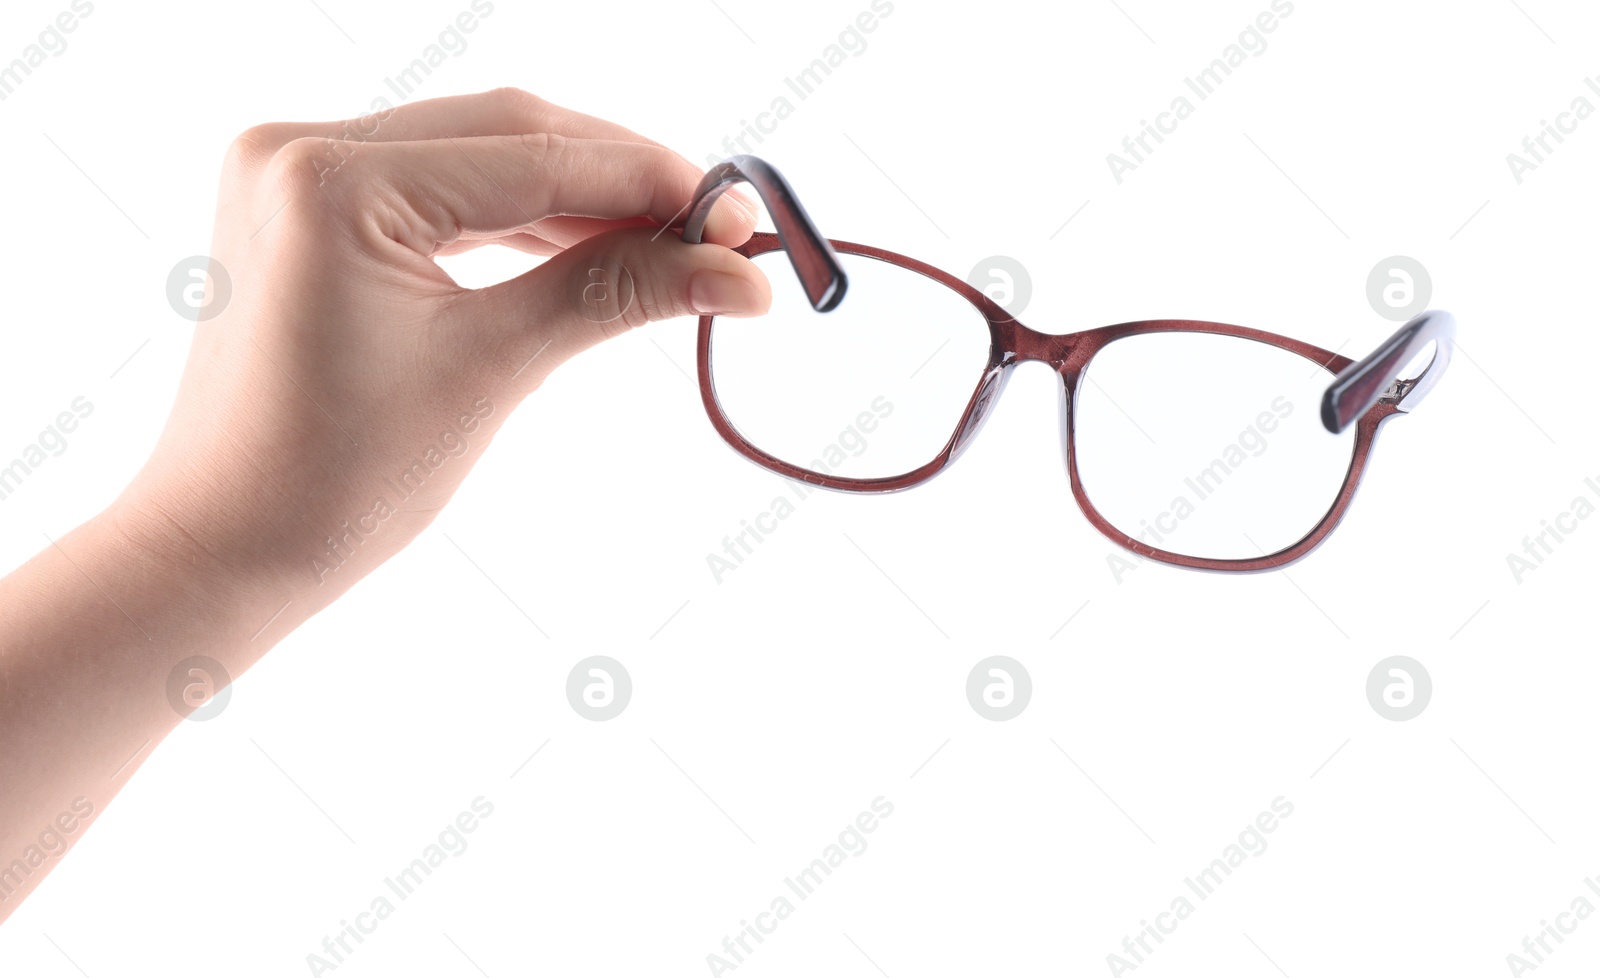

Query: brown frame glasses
[{"left": 680, "top": 156, "right": 1454, "bottom": 572}]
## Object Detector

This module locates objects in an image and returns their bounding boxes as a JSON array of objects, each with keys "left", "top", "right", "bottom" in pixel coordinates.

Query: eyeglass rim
[{"left": 696, "top": 231, "right": 1412, "bottom": 573}]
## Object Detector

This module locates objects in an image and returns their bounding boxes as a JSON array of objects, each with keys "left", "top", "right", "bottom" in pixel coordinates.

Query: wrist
[{"left": 98, "top": 490, "right": 314, "bottom": 651}]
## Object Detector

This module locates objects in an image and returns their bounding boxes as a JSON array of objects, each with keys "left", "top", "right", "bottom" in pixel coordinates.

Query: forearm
[
  {"left": 0, "top": 87, "right": 766, "bottom": 927},
  {"left": 0, "top": 503, "right": 305, "bottom": 922}
]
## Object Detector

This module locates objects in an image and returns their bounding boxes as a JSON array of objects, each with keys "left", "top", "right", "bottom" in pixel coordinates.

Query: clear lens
[
  {"left": 708, "top": 250, "right": 993, "bottom": 481},
  {"left": 1074, "top": 331, "right": 1358, "bottom": 560}
]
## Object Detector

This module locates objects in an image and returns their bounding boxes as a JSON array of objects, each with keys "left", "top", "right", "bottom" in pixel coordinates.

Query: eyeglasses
[{"left": 679, "top": 156, "right": 1454, "bottom": 572}]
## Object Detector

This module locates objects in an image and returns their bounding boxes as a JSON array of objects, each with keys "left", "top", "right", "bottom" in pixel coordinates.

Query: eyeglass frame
[{"left": 680, "top": 155, "right": 1455, "bottom": 573}]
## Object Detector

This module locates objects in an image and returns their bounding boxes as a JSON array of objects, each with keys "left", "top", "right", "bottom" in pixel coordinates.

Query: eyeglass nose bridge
[
  {"left": 990, "top": 318, "right": 1080, "bottom": 368},
  {"left": 948, "top": 320, "right": 1086, "bottom": 461}
]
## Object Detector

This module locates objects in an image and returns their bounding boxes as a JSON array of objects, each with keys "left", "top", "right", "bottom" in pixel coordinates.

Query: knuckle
[
  {"left": 567, "top": 243, "right": 675, "bottom": 333},
  {"left": 619, "top": 292, "right": 664, "bottom": 330},
  {"left": 518, "top": 130, "right": 566, "bottom": 168},
  {"left": 518, "top": 132, "right": 568, "bottom": 215},
  {"left": 255, "top": 137, "right": 365, "bottom": 238},
  {"left": 267, "top": 135, "right": 353, "bottom": 197},
  {"left": 627, "top": 271, "right": 690, "bottom": 328},
  {"left": 225, "top": 123, "right": 291, "bottom": 173},
  {"left": 490, "top": 86, "right": 546, "bottom": 121}
]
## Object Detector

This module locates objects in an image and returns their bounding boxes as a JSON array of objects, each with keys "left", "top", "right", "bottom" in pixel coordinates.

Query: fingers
[
  {"left": 288, "top": 133, "right": 756, "bottom": 251},
  {"left": 459, "top": 226, "right": 770, "bottom": 388},
  {"left": 239, "top": 89, "right": 758, "bottom": 258},
  {"left": 231, "top": 88, "right": 670, "bottom": 168}
]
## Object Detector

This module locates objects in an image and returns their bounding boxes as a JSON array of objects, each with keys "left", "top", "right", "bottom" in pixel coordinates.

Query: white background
[{"left": 1, "top": 1, "right": 1596, "bottom": 975}]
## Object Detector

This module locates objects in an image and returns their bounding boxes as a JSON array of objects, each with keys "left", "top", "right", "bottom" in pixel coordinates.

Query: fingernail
[{"left": 690, "top": 270, "right": 764, "bottom": 316}]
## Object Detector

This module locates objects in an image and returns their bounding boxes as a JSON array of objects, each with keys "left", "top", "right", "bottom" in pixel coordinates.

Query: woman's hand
[
  {"left": 122, "top": 86, "right": 767, "bottom": 601},
  {"left": 0, "top": 88, "right": 768, "bottom": 922}
]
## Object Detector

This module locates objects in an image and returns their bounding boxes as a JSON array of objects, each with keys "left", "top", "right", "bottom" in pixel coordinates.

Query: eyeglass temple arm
[
  {"left": 1321, "top": 310, "right": 1456, "bottom": 434},
  {"left": 679, "top": 155, "right": 848, "bottom": 313}
]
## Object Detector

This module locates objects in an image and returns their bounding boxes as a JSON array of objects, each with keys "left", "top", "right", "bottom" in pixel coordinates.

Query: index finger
[{"left": 291, "top": 133, "right": 756, "bottom": 250}]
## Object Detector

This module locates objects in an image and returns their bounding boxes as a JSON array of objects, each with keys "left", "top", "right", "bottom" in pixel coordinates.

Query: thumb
[{"left": 463, "top": 226, "right": 772, "bottom": 388}]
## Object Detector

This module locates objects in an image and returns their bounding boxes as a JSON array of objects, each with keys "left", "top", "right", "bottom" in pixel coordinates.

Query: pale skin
[{"left": 0, "top": 88, "right": 770, "bottom": 922}]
